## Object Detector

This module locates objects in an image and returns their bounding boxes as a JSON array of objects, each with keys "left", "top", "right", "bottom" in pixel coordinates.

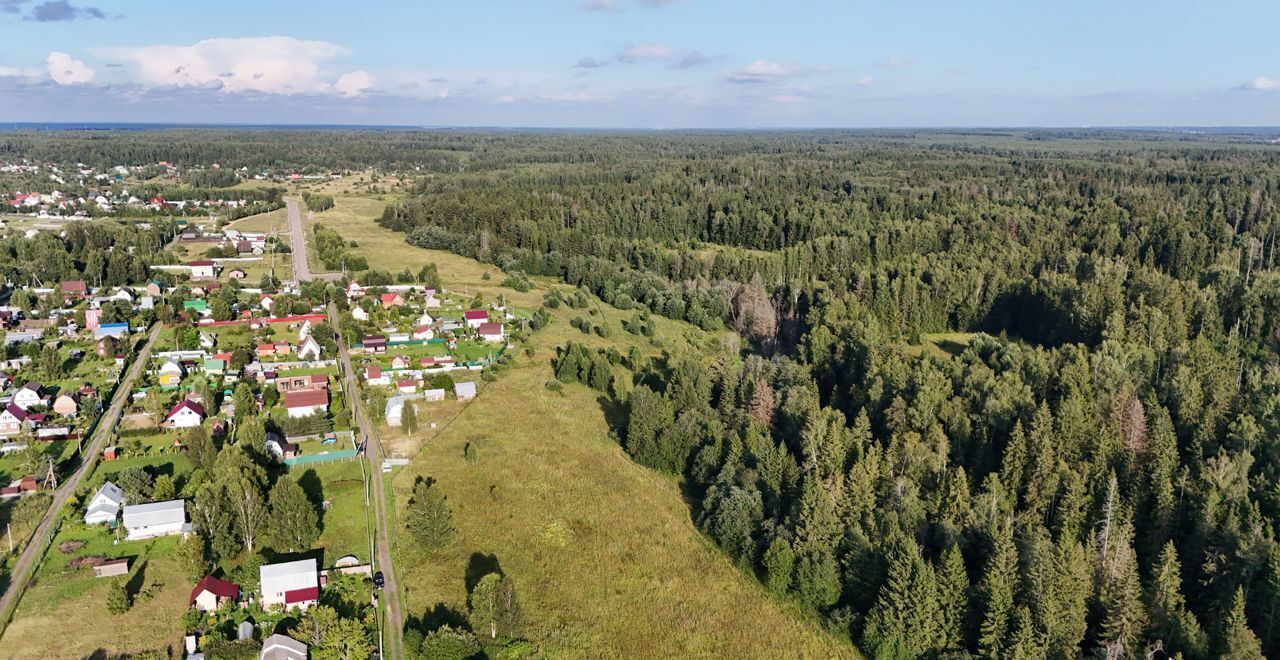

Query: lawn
[
  {"left": 0, "top": 530, "right": 189, "bottom": 658},
  {"left": 226, "top": 206, "right": 287, "bottom": 234},
  {"left": 295, "top": 460, "right": 371, "bottom": 566}
]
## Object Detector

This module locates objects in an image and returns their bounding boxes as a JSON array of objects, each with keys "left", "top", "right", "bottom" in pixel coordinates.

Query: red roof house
[{"left": 190, "top": 575, "right": 240, "bottom": 612}]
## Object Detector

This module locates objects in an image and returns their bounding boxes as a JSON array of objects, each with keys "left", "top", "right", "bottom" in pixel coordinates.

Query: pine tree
[
  {"left": 762, "top": 535, "right": 795, "bottom": 594},
  {"left": 1218, "top": 587, "right": 1264, "bottom": 660},
  {"left": 936, "top": 542, "right": 970, "bottom": 652},
  {"left": 107, "top": 579, "right": 130, "bottom": 614},
  {"left": 978, "top": 526, "right": 1017, "bottom": 657},
  {"left": 1093, "top": 491, "right": 1146, "bottom": 658},
  {"left": 862, "top": 537, "right": 943, "bottom": 657},
  {"left": 406, "top": 479, "right": 454, "bottom": 552},
  {"left": 1148, "top": 542, "right": 1207, "bottom": 658}
]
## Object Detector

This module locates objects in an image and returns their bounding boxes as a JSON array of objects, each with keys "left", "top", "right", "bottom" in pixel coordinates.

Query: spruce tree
[
  {"left": 1148, "top": 542, "right": 1207, "bottom": 658},
  {"left": 1218, "top": 587, "right": 1264, "bottom": 660}
]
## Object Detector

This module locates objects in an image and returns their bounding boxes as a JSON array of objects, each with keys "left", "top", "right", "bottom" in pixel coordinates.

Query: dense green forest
[{"left": 380, "top": 131, "right": 1280, "bottom": 659}]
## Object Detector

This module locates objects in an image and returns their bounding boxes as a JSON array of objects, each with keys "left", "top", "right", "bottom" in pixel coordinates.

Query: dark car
[{"left": 373, "top": 571, "right": 385, "bottom": 588}]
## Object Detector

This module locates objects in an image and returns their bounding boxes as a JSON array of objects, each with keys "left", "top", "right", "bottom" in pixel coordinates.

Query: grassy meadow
[{"left": 321, "top": 194, "right": 856, "bottom": 657}]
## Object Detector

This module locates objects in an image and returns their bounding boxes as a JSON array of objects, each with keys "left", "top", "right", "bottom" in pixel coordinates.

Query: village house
[
  {"left": 362, "top": 335, "right": 387, "bottom": 354},
  {"left": 157, "top": 359, "right": 184, "bottom": 388},
  {"left": 364, "top": 365, "right": 389, "bottom": 387},
  {"left": 95, "top": 322, "right": 129, "bottom": 340},
  {"left": 84, "top": 481, "right": 125, "bottom": 525},
  {"left": 391, "top": 355, "right": 410, "bottom": 370},
  {"left": 0, "top": 476, "right": 40, "bottom": 497},
  {"left": 265, "top": 432, "right": 299, "bottom": 460},
  {"left": 454, "top": 381, "right": 477, "bottom": 401},
  {"left": 276, "top": 373, "right": 328, "bottom": 392},
  {"left": 12, "top": 382, "right": 44, "bottom": 410},
  {"left": 351, "top": 305, "right": 369, "bottom": 321},
  {"left": 422, "top": 388, "right": 446, "bottom": 402},
  {"left": 164, "top": 399, "right": 206, "bottom": 429},
  {"left": 344, "top": 281, "right": 364, "bottom": 299},
  {"left": 477, "top": 322, "right": 505, "bottom": 343},
  {"left": 261, "top": 634, "right": 309, "bottom": 660},
  {"left": 380, "top": 292, "right": 405, "bottom": 309},
  {"left": 95, "top": 335, "right": 118, "bottom": 357},
  {"left": 412, "top": 325, "right": 434, "bottom": 341},
  {"left": 189, "top": 260, "right": 217, "bottom": 279},
  {"left": 464, "top": 309, "right": 489, "bottom": 329},
  {"left": 396, "top": 378, "right": 417, "bottom": 394},
  {"left": 52, "top": 392, "right": 80, "bottom": 417},
  {"left": 284, "top": 389, "right": 328, "bottom": 418},
  {"left": 260, "top": 294, "right": 274, "bottom": 312},
  {"left": 60, "top": 280, "right": 88, "bottom": 299},
  {"left": 259, "top": 558, "right": 320, "bottom": 610},
  {"left": 189, "top": 575, "right": 239, "bottom": 612},
  {"left": 145, "top": 281, "right": 165, "bottom": 297},
  {"left": 122, "top": 499, "right": 190, "bottom": 540},
  {"left": 297, "top": 335, "right": 322, "bottom": 361},
  {"left": 0, "top": 403, "right": 27, "bottom": 438}
]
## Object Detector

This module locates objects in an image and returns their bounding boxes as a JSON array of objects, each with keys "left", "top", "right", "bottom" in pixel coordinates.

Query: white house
[
  {"left": 12, "top": 382, "right": 44, "bottom": 410},
  {"left": 0, "top": 404, "right": 28, "bottom": 438},
  {"left": 122, "top": 499, "right": 190, "bottom": 540},
  {"left": 284, "top": 389, "right": 327, "bottom": 419},
  {"left": 477, "top": 322, "right": 505, "bottom": 343},
  {"left": 412, "top": 325, "right": 434, "bottom": 341},
  {"left": 260, "top": 294, "right": 274, "bottom": 313},
  {"left": 296, "top": 335, "right": 322, "bottom": 361},
  {"left": 454, "top": 381, "right": 477, "bottom": 401},
  {"left": 351, "top": 306, "right": 369, "bottom": 321},
  {"left": 260, "top": 558, "right": 319, "bottom": 609},
  {"left": 189, "top": 260, "right": 217, "bottom": 279},
  {"left": 261, "top": 634, "right": 309, "bottom": 660},
  {"left": 464, "top": 310, "right": 489, "bottom": 329},
  {"left": 416, "top": 311, "right": 434, "bottom": 327},
  {"left": 364, "top": 365, "right": 389, "bottom": 387},
  {"left": 84, "top": 481, "right": 125, "bottom": 525},
  {"left": 164, "top": 400, "right": 206, "bottom": 429},
  {"left": 298, "top": 319, "right": 313, "bottom": 341},
  {"left": 422, "top": 388, "right": 446, "bottom": 402},
  {"left": 345, "top": 281, "right": 364, "bottom": 300}
]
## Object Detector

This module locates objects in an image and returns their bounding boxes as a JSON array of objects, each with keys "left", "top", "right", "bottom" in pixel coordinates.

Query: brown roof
[{"left": 284, "top": 389, "right": 328, "bottom": 409}]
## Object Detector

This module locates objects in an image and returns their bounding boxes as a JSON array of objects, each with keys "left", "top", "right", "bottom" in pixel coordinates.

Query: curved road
[
  {"left": 285, "top": 197, "right": 342, "bottom": 283},
  {"left": 0, "top": 324, "right": 162, "bottom": 630}
]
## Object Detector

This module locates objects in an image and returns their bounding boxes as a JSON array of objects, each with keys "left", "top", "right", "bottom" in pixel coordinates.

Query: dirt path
[
  {"left": 0, "top": 324, "right": 162, "bottom": 634},
  {"left": 330, "top": 302, "right": 404, "bottom": 660}
]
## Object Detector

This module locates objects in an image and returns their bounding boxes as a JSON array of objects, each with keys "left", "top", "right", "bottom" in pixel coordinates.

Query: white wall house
[
  {"left": 164, "top": 400, "right": 205, "bottom": 429},
  {"left": 296, "top": 336, "right": 322, "bottom": 361},
  {"left": 84, "top": 481, "right": 124, "bottom": 525},
  {"left": 122, "top": 499, "right": 190, "bottom": 540},
  {"left": 260, "top": 558, "right": 319, "bottom": 609},
  {"left": 12, "top": 383, "right": 43, "bottom": 410},
  {"left": 0, "top": 404, "right": 27, "bottom": 438}
]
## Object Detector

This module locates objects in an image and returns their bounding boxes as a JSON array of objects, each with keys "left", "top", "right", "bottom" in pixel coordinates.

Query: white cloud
[
  {"left": 335, "top": 70, "right": 375, "bottom": 97},
  {"left": 1243, "top": 77, "right": 1280, "bottom": 91},
  {"left": 103, "top": 36, "right": 352, "bottom": 95},
  {"left": 581, "top": 0, "right": 616, "bottom": 10},
  {"left": 617, "top": 44, "right": 672, "bottom": 62},
  {"left": 46, "top": 51, "right": 93, "bottom": 84},
  {"left": 496, "top": 95, "right": 516, "bottom": 104},
  {"left": 878, "top": 55, "right": 916, "bottom": 68},
  {"left": 854, "top": 75, "right": 875, "bottom": 87},
  {"left": 539, "top": 92, "right": 613, "bottom": 103},
  {"left": 726, "top": 60, "right": 792, "bottom": 84}
]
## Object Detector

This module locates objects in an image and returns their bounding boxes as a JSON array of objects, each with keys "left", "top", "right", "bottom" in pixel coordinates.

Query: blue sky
[{"left": 1, "top": 0, "right": 1278, "bottom": 127}]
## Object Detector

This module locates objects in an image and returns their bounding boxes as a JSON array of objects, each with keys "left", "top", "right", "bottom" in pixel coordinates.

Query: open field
[
  {"left": 903, "top": 332, "right": 980, "bottom": 360},
  {"left": 336, "top": 209, "right": 855, "bottom": 656},
  {"left": 0, "top": 532, "right": 187, "bottom": 658},
  {"left": 226, "top": 206, "right": 287, "bottom": 233}
]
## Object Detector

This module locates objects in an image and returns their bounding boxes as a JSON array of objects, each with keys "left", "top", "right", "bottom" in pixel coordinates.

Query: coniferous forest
[{"left": 377, "top": 130, "right": 1280, "bottom": 659}]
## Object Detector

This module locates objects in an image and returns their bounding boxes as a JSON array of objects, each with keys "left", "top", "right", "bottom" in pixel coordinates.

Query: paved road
[
  {"left": 285, "top": 197, "right": 342, "bottom": 283},
  {"left": 330, "top": 302, "right": 405, "bottom": 660},
  {"left": 0, "top": 324, "right": 162, "bottom": 629}
]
